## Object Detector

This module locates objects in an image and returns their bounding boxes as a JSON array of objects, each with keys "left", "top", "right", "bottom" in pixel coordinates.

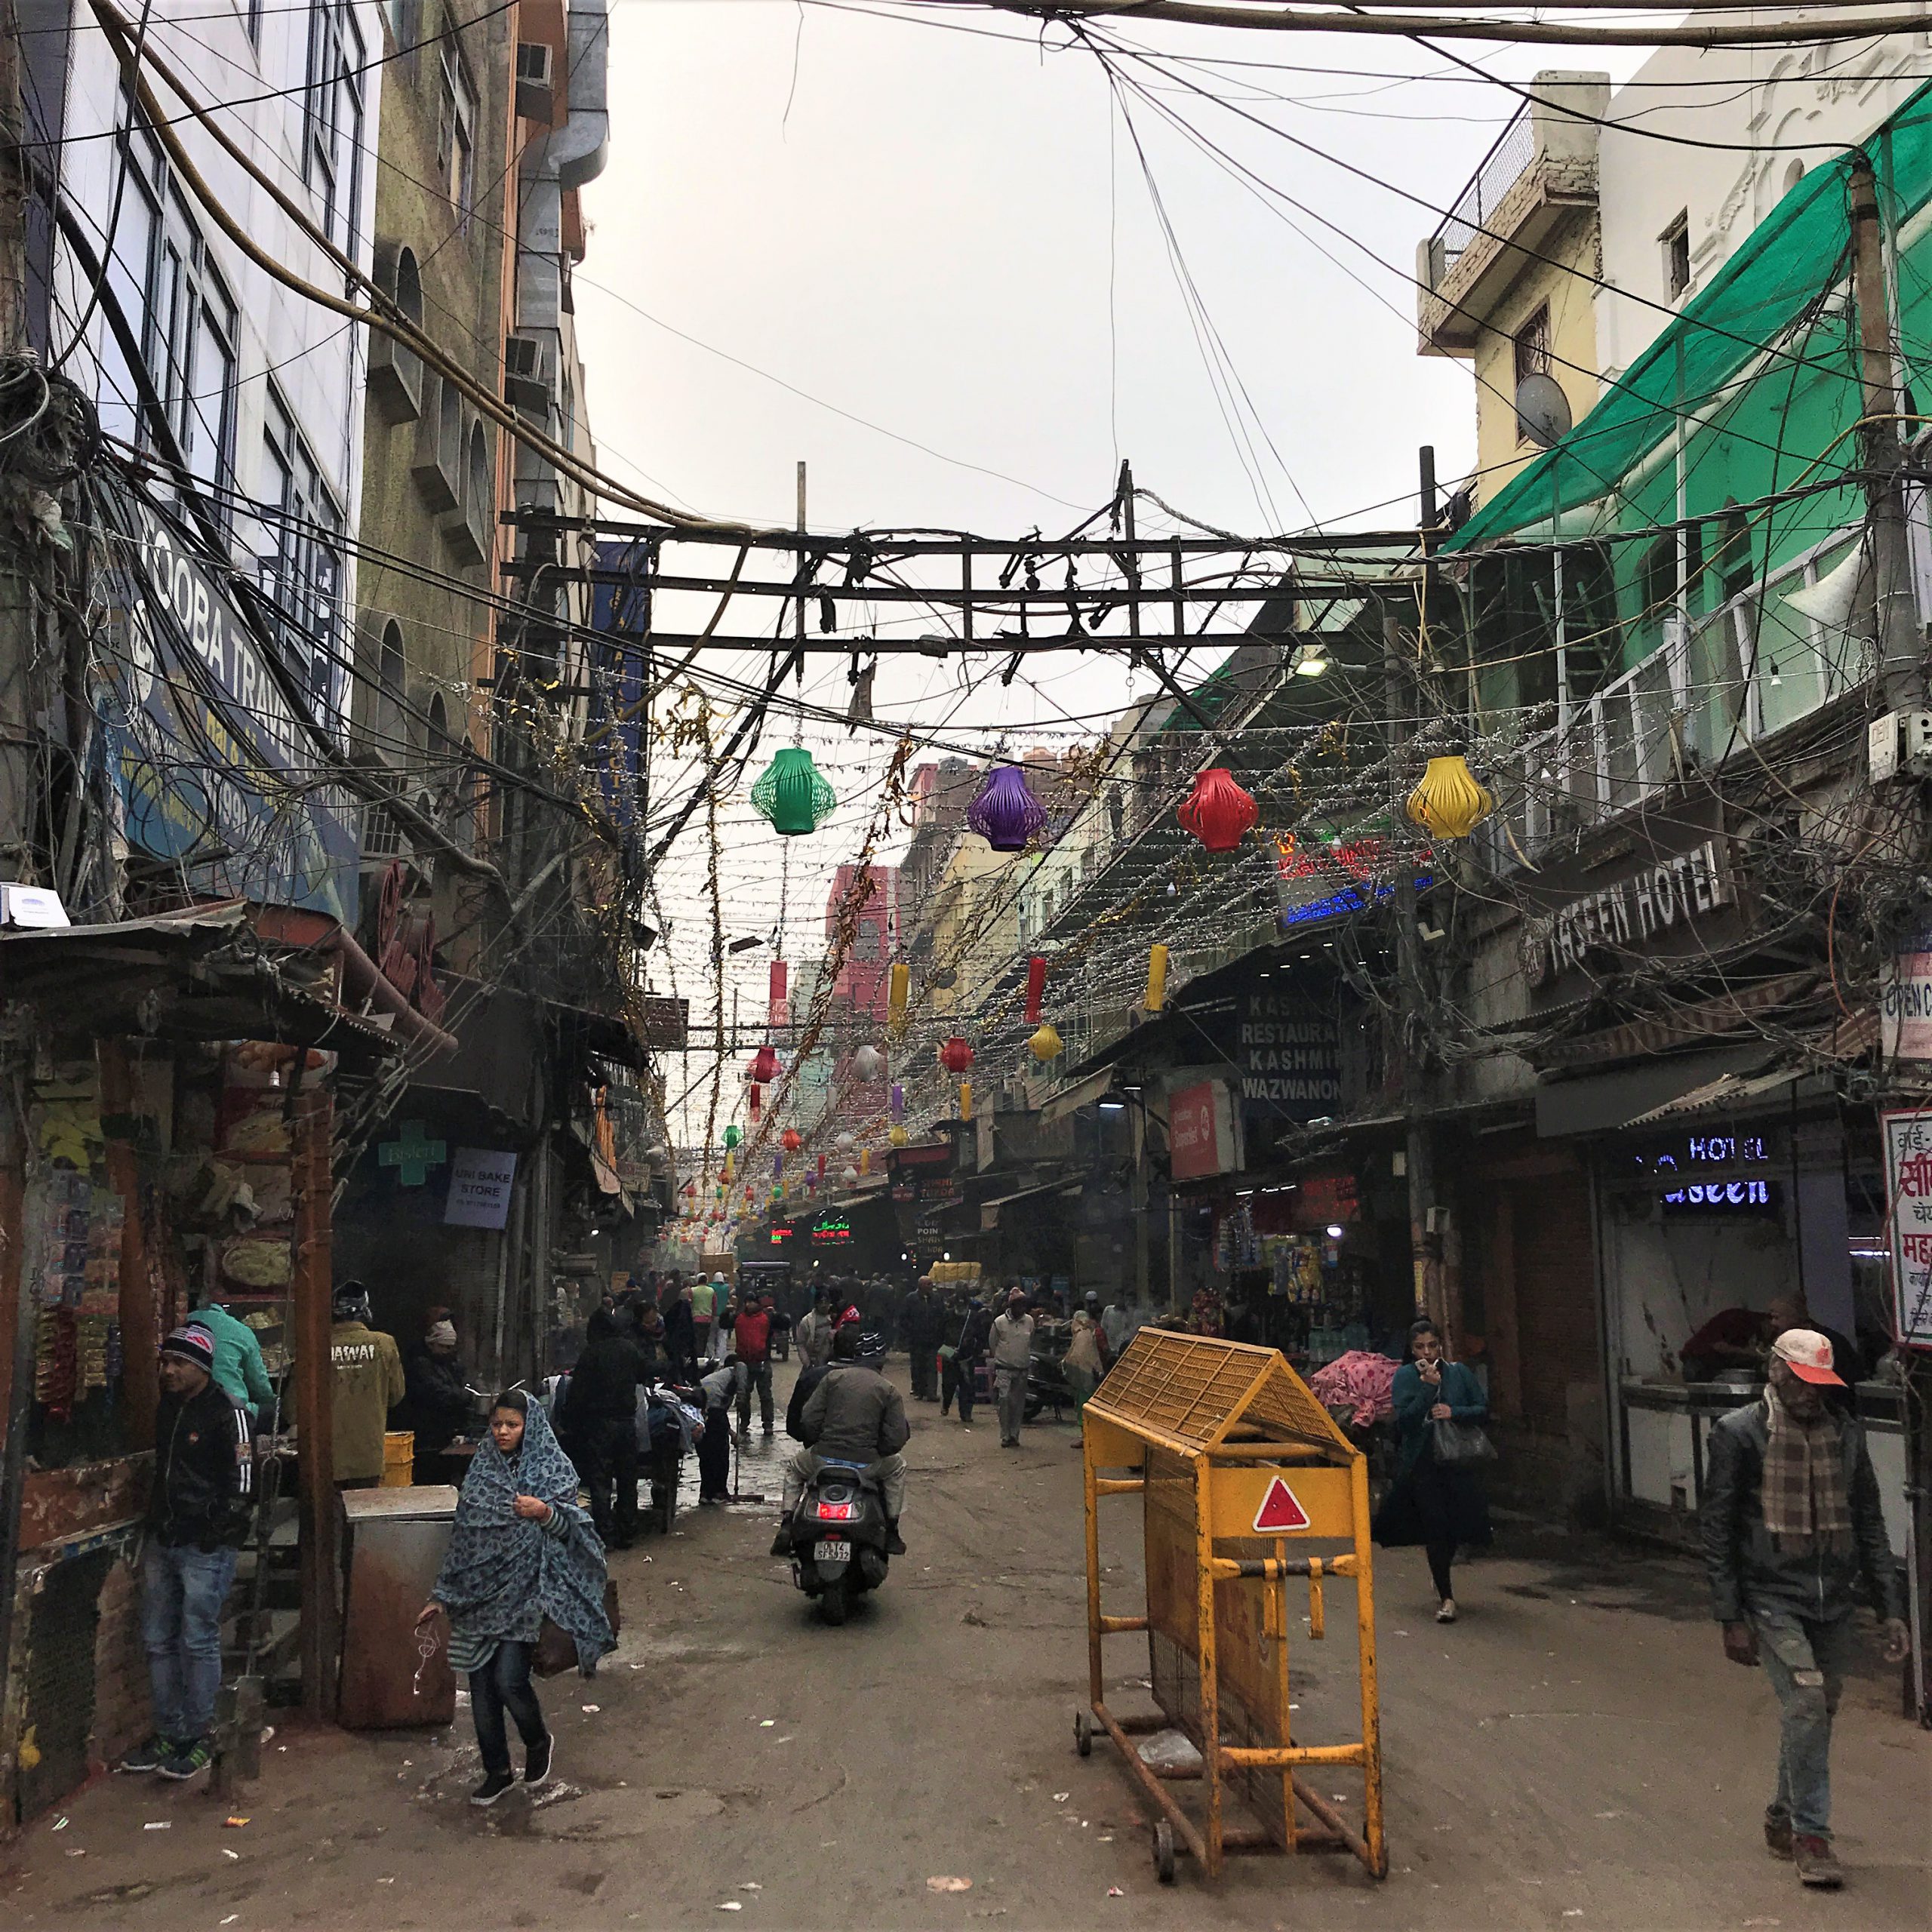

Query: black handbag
[
  {"left": 531, "top": 1578, "right": 620, "bottom": 1678},
  {"left": 1431, "top": 1417, "right": 1497, "bottom": 1466}
]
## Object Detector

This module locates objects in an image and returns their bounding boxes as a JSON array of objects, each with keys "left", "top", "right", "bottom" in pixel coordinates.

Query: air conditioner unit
[
  {"left": 515, "top": 41, "right": 555, "bottom": 122},
  {"left": 411, "top": 375, "right": 462, "bottom": 512},
  {"left": 503, "top": 333, "right": 552, "bottom": 416}
]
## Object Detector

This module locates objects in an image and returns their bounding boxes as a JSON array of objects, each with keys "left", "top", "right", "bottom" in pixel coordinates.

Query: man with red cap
[{"left": 1701, "top": 1327, "right": 1908, "bottom": 1890}]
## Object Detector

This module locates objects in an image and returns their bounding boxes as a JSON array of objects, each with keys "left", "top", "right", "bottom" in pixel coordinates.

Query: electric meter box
[{"left": 1868, "top": 709, "right": 1932, "bottom": 783}]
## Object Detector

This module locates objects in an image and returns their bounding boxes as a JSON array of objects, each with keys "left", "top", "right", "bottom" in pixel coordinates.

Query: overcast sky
[{"left": 571, "top": 2, "right": 1643, "bottom": 1146}]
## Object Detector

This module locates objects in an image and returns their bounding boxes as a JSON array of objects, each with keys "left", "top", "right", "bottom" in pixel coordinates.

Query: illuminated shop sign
[
  {"left": 811, "top": 1216, "right": 853, "bottom": 1245},
  {"left": 1646, "top": 1134, "right": 1778, "bottom": 1214}
]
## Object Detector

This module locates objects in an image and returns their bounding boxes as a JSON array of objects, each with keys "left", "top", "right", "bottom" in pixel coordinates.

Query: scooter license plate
[{"left": 814, "top": 1539, "right": 852, "bottom": 1562}]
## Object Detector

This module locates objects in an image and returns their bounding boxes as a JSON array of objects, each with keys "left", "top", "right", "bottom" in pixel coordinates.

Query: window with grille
[
  {"left": 260, "top": 389, "right": 346, "bottom": 726},
  {"left": 1662, "top": 211, "right": 1691, "bottom": 300},
  {"left": 438, "top": 42, "right": 477, "bottom": 220},
  {"left": 101, "top": 115, "right": 238, "bottom": 516},
  {"left": 1512, "top": 304, "right": 1550, "bottom": 398},
  {"left": 303, "top": 0, "right": 367, "bottom": 251}
]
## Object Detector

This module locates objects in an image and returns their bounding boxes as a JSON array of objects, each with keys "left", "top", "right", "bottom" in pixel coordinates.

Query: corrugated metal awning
[{"left": 1040, "top": 1068, "right": 1115, "bottom": 1125}]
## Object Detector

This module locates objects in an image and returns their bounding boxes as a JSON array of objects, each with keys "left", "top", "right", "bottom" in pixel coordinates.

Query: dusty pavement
[{"left": 6, "top": 1358, "right": 1930, "bottom": 1932}]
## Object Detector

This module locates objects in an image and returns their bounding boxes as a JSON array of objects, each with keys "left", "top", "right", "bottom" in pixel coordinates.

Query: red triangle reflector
[{"left": 1252, "top": 1475, "right": 1310, "bottom": 1534}]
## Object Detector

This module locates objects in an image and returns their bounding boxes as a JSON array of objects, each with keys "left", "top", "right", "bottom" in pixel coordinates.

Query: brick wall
[{"left": 88, "top": 1546, "right": 149, "bottom": 1770}]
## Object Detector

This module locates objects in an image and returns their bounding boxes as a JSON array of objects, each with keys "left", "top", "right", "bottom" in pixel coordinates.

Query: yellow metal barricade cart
[{"left": 1077, "top": 1331, "right": 1386, "bottom": 1885}]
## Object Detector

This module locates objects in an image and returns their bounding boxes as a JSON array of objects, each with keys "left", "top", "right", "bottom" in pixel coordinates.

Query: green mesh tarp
[{"left": 1443, "top": 79, "right": 1932, "bottom": 553}]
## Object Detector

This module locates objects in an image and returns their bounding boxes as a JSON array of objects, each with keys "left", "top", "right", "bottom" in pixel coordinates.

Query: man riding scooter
[{"left": 772, "top": 1324, "right": 909, "bottom": 1555}]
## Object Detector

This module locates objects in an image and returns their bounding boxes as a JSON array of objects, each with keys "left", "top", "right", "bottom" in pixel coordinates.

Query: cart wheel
[
  {"left": 1074, "top": 1710, "right": 1094, "bottom": 1758},
  {"left": 1153, "top": 1820, "right": 1177, "bottom": 1884}
]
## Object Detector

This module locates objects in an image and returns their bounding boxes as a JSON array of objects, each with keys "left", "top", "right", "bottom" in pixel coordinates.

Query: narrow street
[{"left": 7, "top": 1360, "right": 1928, "bottom": 1932}]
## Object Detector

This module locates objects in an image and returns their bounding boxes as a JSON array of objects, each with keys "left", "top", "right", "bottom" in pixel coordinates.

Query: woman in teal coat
[{"left": 1371, "top": 1318, "right": 1492, "bottom": 1623}]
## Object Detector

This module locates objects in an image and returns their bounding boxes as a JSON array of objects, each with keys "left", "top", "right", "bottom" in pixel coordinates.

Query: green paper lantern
[
  {"left": 723, "top": 1124, "right": 742, "bottom": 1149},
  {"left": 750, "top": 746, "right": 838, "bottom": 835}
]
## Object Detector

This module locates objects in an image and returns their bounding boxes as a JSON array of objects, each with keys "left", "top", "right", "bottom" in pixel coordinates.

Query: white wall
[
  {"left": 54, "top": 0, "right": 380, "bottom": 725},
  {"left": 1595, "top": 25, "right": 1930, "bottom": 381}
]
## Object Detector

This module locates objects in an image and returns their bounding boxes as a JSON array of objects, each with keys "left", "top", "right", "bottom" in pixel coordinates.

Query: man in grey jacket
[
  {"left": 1700, "top": 1328, "right": 1909, "bottom": 1890},
  {"left": 773, "top": 1327, "right": 910, "bottom": 1555}
]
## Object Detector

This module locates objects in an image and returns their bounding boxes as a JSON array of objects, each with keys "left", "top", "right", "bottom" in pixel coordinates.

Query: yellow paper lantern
[
  {"left": 858, "top": 1148, "right": 871, "bottom": 1175},
  {"left": 1029, "top": 1022, "right": 1063, "bottom": 1062},
  {"left": 1406, "top": 753, "right": 1495, "bottom": 840},
  {"left": 1145, "top": 943, "right": 1170, "bottom": 1014},
  {"left": 888, "top": 961, "right": 910, "bottom": 1034},
  {"left": 958, "top": 1081, "right": 973, "bottom": 1120},
  {"left": 888, "top": 1124, "right": 909, "bottom": 1147}
]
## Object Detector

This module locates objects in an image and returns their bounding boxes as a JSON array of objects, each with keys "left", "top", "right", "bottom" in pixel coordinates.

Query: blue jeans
[
  {"left": 1751, "top": 1607, "right": 1859, "bottom": 1841},
  {"left": 141, "top": 1540, "right": 239, "bottom": 1743}
]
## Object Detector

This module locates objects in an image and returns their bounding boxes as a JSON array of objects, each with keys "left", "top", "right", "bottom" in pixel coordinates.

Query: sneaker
[
  {"left": 1435, "top": 1599, "right": 1457, "bottom": 1625},
  {"left": 1764, "top": 1814, "right": 1794, "bottom": 1860},
  {"left": 118, "top": 1735, "right": 171, "bottom": 1774},
  {"left": 524, "top": 1736, "right": 554, "bottom": 1788},
  {"left": 470, "top": 1770, "right": 516, "bottom": 1807},
  {"left": 1793, "top": 1836, "right": 1844, "bottom": 1887},
  {"left": 156, "top": 1737, "right": 213, "bottom": 1781}
]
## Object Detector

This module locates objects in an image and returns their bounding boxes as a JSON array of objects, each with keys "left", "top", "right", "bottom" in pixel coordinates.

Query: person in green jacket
[{"left": 187, "top": 1300, "right": 275, "bottom": 1425}]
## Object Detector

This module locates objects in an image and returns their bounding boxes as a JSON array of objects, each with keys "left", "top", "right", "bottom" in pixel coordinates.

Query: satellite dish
[{"left": 1515, "top": 372, "right": 1572, "bottom": 449}]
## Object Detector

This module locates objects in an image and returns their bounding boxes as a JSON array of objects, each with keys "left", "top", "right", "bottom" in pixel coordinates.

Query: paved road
[{"left": 8, "top": 1359, "right": 1930, "bottom": 1930}]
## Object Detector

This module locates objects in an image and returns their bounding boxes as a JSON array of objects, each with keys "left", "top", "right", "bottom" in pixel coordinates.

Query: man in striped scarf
[{"left": 1702, "top": 1328, "right": 1908, "bottom": 1891}]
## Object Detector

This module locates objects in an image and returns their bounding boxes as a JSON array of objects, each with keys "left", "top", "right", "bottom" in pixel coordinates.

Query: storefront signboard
[
  {"left": 444, "top": 1148, "right": 517, "bottom": 1228},
  {"left": 97, "top": 481, "right": 358, "bottom": 924},
  {"left": 1882, "top": 1109, "right": 1932, "bottom": 1349},
  {"left": 1168, "top": 1078, "right": 1236, "bottom": 1180},
  {"left": 1238, "top": 990, "right": 1343, "bottom": 1121},
  {"left": 1516, "top": 797, "right": 1746, "bottom": 1010},
  {"left": 1881, "top": 924, "right": 1932, "bottom": 1059}
]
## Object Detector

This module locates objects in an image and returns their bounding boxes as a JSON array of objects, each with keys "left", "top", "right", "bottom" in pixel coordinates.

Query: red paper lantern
[
  {"left": 1177, "top": 767, "right": 1259, "bottom": 853},
  {"left": 817, "top": 1152, "right": 827, "bottom": 1177},
  {"left": 1023, "top": 955, "right": 1048, "bottom": 1024},
  {"left": 749, "top": 1044, "right": 780, "bottom": 1084},
  {"left": 781, "top": 1128, "right": 804, "bottom": 1153},
  {"left": 939, "top": 1035, "right": 975, "bottom": 1076}
]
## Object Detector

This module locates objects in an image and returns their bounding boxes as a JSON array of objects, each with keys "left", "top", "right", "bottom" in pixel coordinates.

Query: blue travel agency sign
[{"left": 99, "top": 490, "right": 358, "bottom": 924}]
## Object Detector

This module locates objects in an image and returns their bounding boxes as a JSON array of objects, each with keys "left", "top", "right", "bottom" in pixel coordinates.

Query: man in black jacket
[
  {"left": 122, "top": 1327, "right": 254, "bottom": 1782},
  {"left": 1701, "top": 1328, "right": 1909, "bottom": 1890},
  {"left": 561, "top": 1310, "right": 642, "bottom": 1548}
]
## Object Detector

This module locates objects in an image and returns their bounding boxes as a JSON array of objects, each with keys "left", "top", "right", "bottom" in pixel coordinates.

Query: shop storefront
[
  {"left": 0, "top": 909, "right": 397, "bottom": 1826},
  {"left": 1591, "top": 1087, "right": 1906, "bottom": 1549}
]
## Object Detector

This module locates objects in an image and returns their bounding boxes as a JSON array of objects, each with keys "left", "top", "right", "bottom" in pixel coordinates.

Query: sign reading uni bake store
[{"left": 1518, "top": 802, "right": 1746, "bottom": 1006}]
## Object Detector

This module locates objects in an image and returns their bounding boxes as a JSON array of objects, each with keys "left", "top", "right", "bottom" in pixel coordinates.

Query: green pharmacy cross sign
[{"left": 379, "top": 1120, "right": 448, "bottom": 1186}]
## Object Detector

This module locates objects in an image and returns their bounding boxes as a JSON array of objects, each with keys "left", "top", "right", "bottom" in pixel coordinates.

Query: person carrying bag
[{"left": 1371, "top": 1318, "right": 1494, "bottom": 1626}]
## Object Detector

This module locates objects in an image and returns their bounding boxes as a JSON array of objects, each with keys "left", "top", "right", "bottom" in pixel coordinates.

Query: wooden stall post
[{"left": 291, "top": 1085, "right": 338, "bottom": 1717}]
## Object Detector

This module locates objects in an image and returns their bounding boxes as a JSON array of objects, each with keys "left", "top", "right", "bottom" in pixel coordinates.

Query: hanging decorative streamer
[
  {"left": 1146, "top": 944, "right": 1170, "bottom": 1013},
  {"left": 1023, "top": 955, "right": 1048, "bottom": 1024},
  {"left": 768, "top": 959, "right": 789, "bottom": 1025},
  {"left": 888, "top": 962, "right": 910, "bottom": 1034},
  {"left": 958, "top": 1080, "right": 973, "bottom": 1120}
]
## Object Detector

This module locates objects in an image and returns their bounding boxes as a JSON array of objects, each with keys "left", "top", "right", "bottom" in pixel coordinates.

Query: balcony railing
[
  {"left": 1478, "top": 527, "right": 1873, "bottom": 871},
  {"left": 1432, "top": 106, "right": 1536, "bottom": 268}
]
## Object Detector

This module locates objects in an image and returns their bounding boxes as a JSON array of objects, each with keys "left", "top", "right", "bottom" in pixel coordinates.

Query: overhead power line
[{"left": 952, "top": 0, "right": 1932, "bottom": 48}]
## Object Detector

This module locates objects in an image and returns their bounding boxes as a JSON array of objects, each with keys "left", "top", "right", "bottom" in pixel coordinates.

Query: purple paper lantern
[
  {"left": 890, "top": 1082, "right": 905, "bottom": 1123},
  {"left": 966, "top": 764, "right": 1049, "bottom": 854}
]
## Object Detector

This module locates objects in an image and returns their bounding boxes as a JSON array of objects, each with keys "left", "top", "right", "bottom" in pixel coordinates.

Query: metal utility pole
[
  {"left": 1849, "top": 153, "right": 1920, "bottom": 695},
  {"left": 1854, "top": 152, "right": 1932, "bottom": 1726},
  {"left": 0, "top": 0, "right": 36, "bottom": 883},
  {"left": 1389, "top": 451, "right": 1443, "bottom": 1334}
]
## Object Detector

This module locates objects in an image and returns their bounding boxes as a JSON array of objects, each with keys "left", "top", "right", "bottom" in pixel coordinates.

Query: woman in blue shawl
[{"left": 417, "top": 1389, "right": 614, "bottom": 1806}]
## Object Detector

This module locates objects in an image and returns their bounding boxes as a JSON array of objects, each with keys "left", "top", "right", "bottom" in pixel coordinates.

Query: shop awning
[
  {"left": 1534, "top": 1044, "right": 1772, "bottom": 1139},
  {"left": 978, "top": 1176, "right": 1082, "bottom": 1229},
  {"left": 1040, "top": 1068, "right": 1115, "bottom": 1125},
  {"left": 0, "top": 903, "right": 408, "bottom": 1063}
]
